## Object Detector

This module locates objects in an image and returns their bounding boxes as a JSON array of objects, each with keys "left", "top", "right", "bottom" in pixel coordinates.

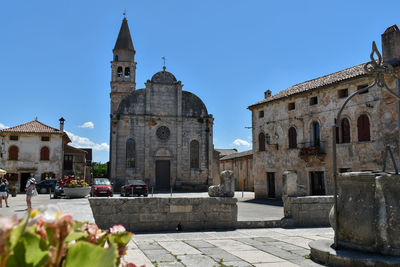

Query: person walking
[
  {"left": 0, "top": 178, "right": 9, "bottom": 208},
  {"left": 25, "top": 177, "right": 36, "bottom": 210}
]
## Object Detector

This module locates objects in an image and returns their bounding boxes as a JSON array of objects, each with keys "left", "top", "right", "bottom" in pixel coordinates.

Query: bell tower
[{"left": 110, "top": 17, "right": 136, "bottom": 114}]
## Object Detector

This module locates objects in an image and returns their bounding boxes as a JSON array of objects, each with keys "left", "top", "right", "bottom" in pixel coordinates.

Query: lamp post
[{"left": 59, "top": 117, "right": 65, "bottom": 179}]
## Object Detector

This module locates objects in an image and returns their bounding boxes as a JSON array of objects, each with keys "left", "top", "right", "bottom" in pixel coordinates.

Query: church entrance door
[{"left": 156, "top": 160, "right": 170, "bottom": 190}]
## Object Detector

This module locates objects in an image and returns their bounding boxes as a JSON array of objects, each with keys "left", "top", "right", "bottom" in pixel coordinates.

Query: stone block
[{"left": 170, "top": 205, "right": 193, "bottom": 213}]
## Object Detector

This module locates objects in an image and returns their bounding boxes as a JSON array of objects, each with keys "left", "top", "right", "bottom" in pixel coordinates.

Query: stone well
[{"left": 332, "top": 172, "right": 400, "bottom": 256}]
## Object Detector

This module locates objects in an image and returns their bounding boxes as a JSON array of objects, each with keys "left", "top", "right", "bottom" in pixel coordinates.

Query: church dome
[{"left": 150, "top": 69, "right": 178, "bottom": 84}]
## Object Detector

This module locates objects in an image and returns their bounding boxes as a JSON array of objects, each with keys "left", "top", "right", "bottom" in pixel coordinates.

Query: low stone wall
[
  {"left": 282, "top": 196, "right": 334, "bottom": 227},
  {"left": 89, "top": 197, "right": 237, "bottom": 232}
]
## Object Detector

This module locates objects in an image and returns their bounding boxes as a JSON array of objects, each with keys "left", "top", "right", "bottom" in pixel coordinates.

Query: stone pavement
[{"left": 126, "top": 227, "right": 332, "bottom": 267}]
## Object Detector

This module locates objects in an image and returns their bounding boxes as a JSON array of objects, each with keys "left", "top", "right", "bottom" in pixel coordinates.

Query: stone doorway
[
  {"left": 20, "top": 173, "right": 31, "bottom": 192},
  {"left": 267, "top": 172, "right": 276, "bottom": 198},
  {"left": 310, "top": 171, "right": 325, "bottom": 195},
  {"left": 156, "top": 160, "right": 170, "bottom": 190}
]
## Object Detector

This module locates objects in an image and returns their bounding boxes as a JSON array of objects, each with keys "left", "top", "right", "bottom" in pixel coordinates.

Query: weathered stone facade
[
  {"left": 248, "top": 25, "right": 400, "bottom": 199},
  {"left": 0, "top": 120, "right": 65, "bottom": 191},
  {"left": 220, "top": 150, "right": 254, "bottom": 191},
  {"left": 109, "top": 18, "right": 215, "bottom": 191}
]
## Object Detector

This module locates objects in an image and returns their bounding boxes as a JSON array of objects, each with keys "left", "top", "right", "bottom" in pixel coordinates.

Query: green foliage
[
  {"left": 92, "top": 162, "right": 108, "bottom": 178},
  {"left": 0, "top": 205, "right": 135, "bottom": 267},
  {"left": 64, "top": 241, "right": 117, "bottom": 267}
]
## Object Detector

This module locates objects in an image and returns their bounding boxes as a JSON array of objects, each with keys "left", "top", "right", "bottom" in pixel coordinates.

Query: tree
[{"left": 92, "top": 162, "right": 108, "bottom": 178}]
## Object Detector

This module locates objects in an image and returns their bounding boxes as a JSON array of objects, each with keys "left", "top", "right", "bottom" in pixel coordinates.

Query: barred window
[
  {"left": 190, "top": 140, "right": 200, "bottom": 168},
  {"left": 126, "top": 139, "right": 136, "bottom": 168}
]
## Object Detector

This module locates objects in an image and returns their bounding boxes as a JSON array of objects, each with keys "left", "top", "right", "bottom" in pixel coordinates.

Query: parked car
[
  {"left": 53, "top": 181, "right": 65, "bottom": 199},
  {"left": 36, "top": 179, "right": 58, "bottom": 194},
  {"left": 91, "top": 178, "right": 113, "bottom": 197},
  {"left": 121, "top": 180, "right": 148, "bottom": 197}
]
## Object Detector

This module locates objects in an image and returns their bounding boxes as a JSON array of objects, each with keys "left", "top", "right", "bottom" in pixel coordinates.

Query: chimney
[
  {"left": 382, "top": 25, "right": 400, "bottom": 64},
  {"left": 59, "top": 117, "right": 65, "bottom": 132},
  {"left": 264, "top": 89, "right": 272, "bottom": 99}
]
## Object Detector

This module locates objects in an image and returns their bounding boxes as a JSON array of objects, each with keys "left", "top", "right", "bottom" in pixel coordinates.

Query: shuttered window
[
  {"left": 259, "top": 133, "right": 265, "bottom": 151},
  {"left": 288, "top": 127, "right": 297, "bottom": 148},
  {"left": 357, "top": 115, "right": 370, "bottom": 142},
  {"left": 341, "top": 118, "right": 350, "bottom": 143},
  {"left": 40, "top": 147, "right": 50, "bottom": 160},
  {"left": 8, "top": 146, "right": 18, "bottom": 160}
]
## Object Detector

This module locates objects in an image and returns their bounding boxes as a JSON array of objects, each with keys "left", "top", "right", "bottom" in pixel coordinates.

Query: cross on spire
[
  {"left": 123, "top": 8, "right": 127, "bottom": 18},
  {"left": 162, "top": 56, "right": 166, "bottom": 71}
]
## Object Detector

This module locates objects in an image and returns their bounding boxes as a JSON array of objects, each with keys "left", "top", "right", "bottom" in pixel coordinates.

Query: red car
[{"left": 91, "top": 178, "right": 113, "bottom": 197}]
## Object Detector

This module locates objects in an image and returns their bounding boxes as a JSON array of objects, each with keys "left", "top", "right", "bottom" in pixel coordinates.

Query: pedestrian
[
  {"left": 0, "top": 178, "right": 9, "bottom": 208},
  {"left": 25, "top": 177, "right": 36, "bottom": 210}
]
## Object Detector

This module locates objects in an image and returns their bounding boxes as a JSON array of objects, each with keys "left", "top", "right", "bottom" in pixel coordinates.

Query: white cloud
[
  {"left": 0, "top": 123, "right": 9, "bottom": 130},
  {"left": 65, "top": 131, "right": 109, "bottom": 151},
  {"left": 79, "top": 121, "right": 94, "bottom": 129},
  {"left": 232, "top": 139, "right": 251, "bottom": 147}
]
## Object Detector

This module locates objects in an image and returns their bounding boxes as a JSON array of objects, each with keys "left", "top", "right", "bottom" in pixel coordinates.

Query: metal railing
[{"left": 298, "top": 141, "right": 327, "bottom": 156}]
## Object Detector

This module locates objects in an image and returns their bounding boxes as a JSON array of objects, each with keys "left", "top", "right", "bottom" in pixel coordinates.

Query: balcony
[{"left": 298, "top": 141, "right": 327, "bottom": 158}]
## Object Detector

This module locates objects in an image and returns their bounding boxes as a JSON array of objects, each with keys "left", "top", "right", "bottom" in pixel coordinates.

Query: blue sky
[{"left": 1, "top": 0, "right": 399, "bottom": 162}]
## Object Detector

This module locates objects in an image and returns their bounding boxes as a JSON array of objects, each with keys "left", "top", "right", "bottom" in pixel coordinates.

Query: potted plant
[
  {"left": 9, "top": 186, "right": 17, "bottom": 197},
  {"left": 63, "top": 179, "right": 91, "bottom": 198}
]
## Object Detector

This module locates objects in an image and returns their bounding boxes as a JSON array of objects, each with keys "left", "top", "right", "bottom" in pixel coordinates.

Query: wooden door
[
  {"left": 267, "top": 172, "right": 276, "bottom": 198},
  {"left": 156, "top": 160, "right": 170, "bottom": 190}
]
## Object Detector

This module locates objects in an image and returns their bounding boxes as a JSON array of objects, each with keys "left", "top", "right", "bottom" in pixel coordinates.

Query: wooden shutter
[
  {"left": 259, "top": 133, "right": 265, "bottom": 151},
  {"left": 288, "top": 127, "right": 297, "bottom": 148},
  {"left": 8, "top": 146, "right": 18, "bottom": 160},
  {"left": 40, "top": 147, "right": 49, "bottom": 160},
  {"left": 341, "top": 119, "right": 350, "bottom": 143},
  {"left": 357, "top": 115, "right": 370, "bottom": 141}
]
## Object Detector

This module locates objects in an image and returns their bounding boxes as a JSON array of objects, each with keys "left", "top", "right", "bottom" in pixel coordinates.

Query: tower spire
[{"left": 113, "top": 17, "right": 135, "bottom": 52}]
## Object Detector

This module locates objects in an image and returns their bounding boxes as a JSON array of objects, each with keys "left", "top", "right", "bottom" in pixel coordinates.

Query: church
[{"left": 109, "top": 18, "right": 216, "bottom": 191}]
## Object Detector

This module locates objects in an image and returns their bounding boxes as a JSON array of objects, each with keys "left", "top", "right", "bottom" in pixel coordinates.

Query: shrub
[{"left": 0, "top": 204, "right": 140, "bottom": 267}]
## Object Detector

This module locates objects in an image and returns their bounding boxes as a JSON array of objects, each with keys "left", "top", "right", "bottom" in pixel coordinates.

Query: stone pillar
[{"left": 282, "top": 171, "right": 298, "bottom": 197}]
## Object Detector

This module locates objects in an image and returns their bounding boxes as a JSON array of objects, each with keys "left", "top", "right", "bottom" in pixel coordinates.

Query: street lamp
[{"left": 59, "top": 117, "right": 66, "bottom": 179}]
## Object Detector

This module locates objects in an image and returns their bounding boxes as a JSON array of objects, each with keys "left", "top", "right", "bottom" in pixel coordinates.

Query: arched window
[
  {"left": 8, "top": 146, "right": 18, "bottom": 160},
  {"left": 114, "top": 55, "right": 118, "bottom": 61},
  {"left": 40, "top": 147, "right": 49, "bottom": 161},
  {"left": 288, "top": 127, "right": 297, "bottom": 149},
  {"left": 190, "top": 140, "right": 200, "bottom": 168},
  {"left": 258, "top": 132, "right": 265, "bottom": 151},
  {"left": 117, "top": 66, "right": 123, "bottom": 77},
  {"left": 124, "top": 67, "right": 130, "bottom": 78},
  {"left": 341, "top": 118, "right": 350, "bottom": 143},
  {"left": 312, "top": 122, "right": 320, "bottom": 147},
  {"left": 357, "top": 114, "right": 370, "bottom": 142},
  {"left": 126, "top": 139, "right": 135, "bottom": 168}
]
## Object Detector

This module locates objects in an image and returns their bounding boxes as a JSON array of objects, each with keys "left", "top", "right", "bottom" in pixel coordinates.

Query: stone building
[
  {"left": 0, "top": 119, "right": 91, "bottom": 191},
  {"left": 220, "top": 150, "right": 254, "bottom": 191},
  {"left": 248, "top": 25, "right": 400, "bottom": 199},
  {"left": 109, "top": 18, "right": 215, "bottom": 191},
  {"left": 64, "top": 145, "right": 91, "bottom": 181}
]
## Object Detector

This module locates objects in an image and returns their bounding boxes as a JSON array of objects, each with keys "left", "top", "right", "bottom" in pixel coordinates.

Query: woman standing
[
  {"left": 25, "top": 177, "right": 36, "bottom": 210},
  {"left": 0, "top": 178, "right": 9, "bottom": 208}
]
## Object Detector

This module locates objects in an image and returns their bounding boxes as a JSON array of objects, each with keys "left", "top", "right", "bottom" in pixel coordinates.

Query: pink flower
[
  {"left": 110, "top": 224, "right": 126, "bottom": 233},
  {"left": 36, "top": 218, "right": 47, "bottom": 240}
]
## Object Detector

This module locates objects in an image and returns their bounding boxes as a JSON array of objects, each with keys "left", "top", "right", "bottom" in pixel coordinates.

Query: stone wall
[
  {"left": 282, "top": 196, "right": 334, "bottom": 227},
  {"left": 89, "top": 197, "right": 237, "bottom": 232}
]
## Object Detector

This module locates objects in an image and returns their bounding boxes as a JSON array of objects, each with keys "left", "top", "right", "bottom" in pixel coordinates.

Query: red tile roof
[
  {"left": 248, "top": 62, "right": 368, "bottom": 109},
  {"left": 0, "top": 119, "right": 63, "bottom": 134}
]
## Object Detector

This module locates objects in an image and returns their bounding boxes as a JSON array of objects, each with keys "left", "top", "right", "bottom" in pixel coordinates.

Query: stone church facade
[
  {"left": 109, "top": 18, "right": 215, "bottom": 191},
  {"left": 249, "top": 25, "right": 400, "bottom": 199}
]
